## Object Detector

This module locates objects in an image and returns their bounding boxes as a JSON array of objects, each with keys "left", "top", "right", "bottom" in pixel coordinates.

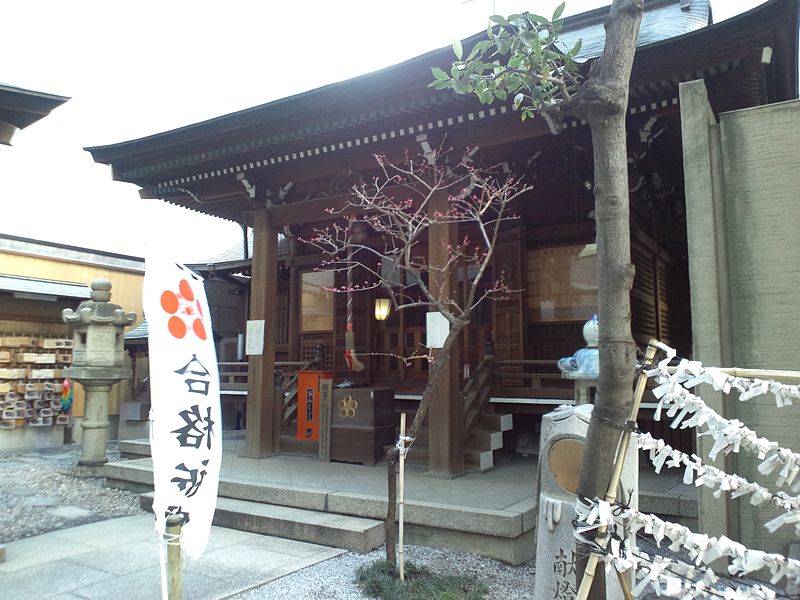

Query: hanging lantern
[{"left": 374, "top": 298, "right": 391, "bottom": 321}]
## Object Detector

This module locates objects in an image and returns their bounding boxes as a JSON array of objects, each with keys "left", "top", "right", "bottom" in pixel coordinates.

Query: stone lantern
[{"left": 63, "top": 278, "right": 136, "bottom": 466}]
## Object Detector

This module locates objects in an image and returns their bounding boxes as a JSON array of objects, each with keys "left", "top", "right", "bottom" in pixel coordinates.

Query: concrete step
[
  {"left": 467, "top": 428, "right": 504, "bottom": 451},
  {"left": 140, "top": 492, "right": 384, "bottom": 554},
  {"left": 480, "top": 413, "right": 513, "bottom": 432},
  {"left": 118, "top": 439, "right": 152, "bottom": 458},
  {"left": 465, "top": 448, "right": 494, "bottom": 472},
  {"left": 100, "top": 457, "right": 540, "bottom": 564}
]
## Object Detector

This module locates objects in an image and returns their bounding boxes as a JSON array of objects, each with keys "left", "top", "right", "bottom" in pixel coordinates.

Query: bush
[{"left": 356, "top": 560, "right": 487, "bottom": 600}]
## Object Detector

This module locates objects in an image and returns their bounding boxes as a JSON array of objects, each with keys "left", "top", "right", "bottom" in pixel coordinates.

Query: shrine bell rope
[
  {"left": 574, "top": 341, "right": 800, "bottom": 599},
  {"left": 344, "top": 220, "right": 365, "bottom": 372}
]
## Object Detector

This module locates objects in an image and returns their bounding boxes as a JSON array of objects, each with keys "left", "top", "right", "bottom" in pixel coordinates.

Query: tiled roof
[
  {"left": 0, "top": 274, "right": 90, "bottom": 300},
  {"left": 124, "top": 319, "right": 148, "bottom": 340}
]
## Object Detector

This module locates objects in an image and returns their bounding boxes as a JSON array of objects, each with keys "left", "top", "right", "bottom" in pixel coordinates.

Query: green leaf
[
  {"left": 453, "top": 38, "right": 463, "bottom": 60},
  {"left": 553, "top": 2, "right": 565, "bottom": 20},
  {"left": 431, "top": 66, "right": 449, "bottom": 81},
  {"left": 452, "top": 79, "right": 468, "bottom": 94},
  {"left": 489, "top": 14, "right": 508, "bottom": 26},
  {"left": 495, "top": 89, "right": 507, "bottom": 100},
  {"left": 570, "top": 38, "right": 582, "bottom": 57}
]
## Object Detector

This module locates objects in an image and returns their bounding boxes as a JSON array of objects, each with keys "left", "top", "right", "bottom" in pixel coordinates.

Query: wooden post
[
  {"left": 288, "top": 264, "right": 300, "bottom": 363},
  {"left": 399, "top": 412, "right": 407, "bottom": 581},
  {"left": 319, "top": 378, "right": 332, "bottom": 462},
  {"left": 428, "top": 189, "right": 464, "bottom": 477},
  {"left": 165, "top": 514, "right": 182, "bottom": 600},
  {"left": 243, "top": 205, "right": 280, "bottom": 457}
]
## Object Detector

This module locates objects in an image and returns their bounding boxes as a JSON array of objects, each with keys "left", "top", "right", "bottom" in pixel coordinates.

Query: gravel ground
[
  {"left": 233, "top": 545, "right": 536, "bottom": 600},
  {"left": 0, "top": 446, "right": 789, "bottom": 599},
  {"left": 0, "top": 444, "right": 144, "bottom": 543}
]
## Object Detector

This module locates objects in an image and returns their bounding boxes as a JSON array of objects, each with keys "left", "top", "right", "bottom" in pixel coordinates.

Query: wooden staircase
[
  {"left": 229, "top": 347, "right": 514, "bottom": 473},
  {"left": 386, "top": 357, "right": 514, "bottom": 473}
]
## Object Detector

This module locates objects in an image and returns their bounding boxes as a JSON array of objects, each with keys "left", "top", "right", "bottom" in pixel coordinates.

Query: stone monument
[
  {"left": 63, "top": 278, "right": 135, "bottom": 466},
  {"left": 533, "top": 404, "right": 638, "bottom": 600}
]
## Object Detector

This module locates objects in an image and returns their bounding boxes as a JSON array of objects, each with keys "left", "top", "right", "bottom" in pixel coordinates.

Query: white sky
[{"left": 0, "top": 0, "right": 766, "bottom": 262}]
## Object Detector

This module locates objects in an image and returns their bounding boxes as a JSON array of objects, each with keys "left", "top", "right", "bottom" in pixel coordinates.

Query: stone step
[
  {"left": 100, "top": 458, "right": 540, "bottom": 564},
  {"left": 480, "top": 413, "right": 513, "bottom": 432},
  {"left": 140, "top": 492, "right": 384, "bottom": 554},
  {"left": 465, "top": 448, "right": 494, "bottom": 472},
  {"left": 467, "top": 428, "right": 504, "bottom": 452},
  {"left": 118, "top": 439, "right": 152, "bottom": 458}
]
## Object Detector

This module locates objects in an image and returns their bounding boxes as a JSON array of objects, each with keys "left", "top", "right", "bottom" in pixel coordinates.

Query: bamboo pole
[
  {"left": 399, "top": 412, "right": 407, "bottom": 582},
  {"left": 576, "top": 340, "right": 659, "bottom": 600},
  {"left": 165, "top": 514, "right": 183, "bottom": 600}
]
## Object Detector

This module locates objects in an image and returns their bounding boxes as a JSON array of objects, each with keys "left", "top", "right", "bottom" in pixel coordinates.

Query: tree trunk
[
  {"left": 385, "top": 447, "right": 398, "bottom": 566},
  {"left": 573, "top": 1, "right": 643, "bottom": 598}
]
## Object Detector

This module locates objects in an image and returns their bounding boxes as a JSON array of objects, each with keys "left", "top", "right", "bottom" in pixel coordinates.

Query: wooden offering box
[{"left": 330, "top": 388, "right": 395, "bottom": 466}]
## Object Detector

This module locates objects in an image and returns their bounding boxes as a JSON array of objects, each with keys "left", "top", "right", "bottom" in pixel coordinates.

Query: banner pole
[
  {"left": 399, "top": 411, "right": 407, "bottom": 582},
  {"left": 166, "top": 514, "right": 183, "bottom": 600}
]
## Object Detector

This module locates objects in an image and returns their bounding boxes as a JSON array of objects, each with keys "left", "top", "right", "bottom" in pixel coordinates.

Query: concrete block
[
  {"left": 211, "top": 496, "right": 384, "bottom": 553},
  {"left": 219, "top": 479, "right": 327, "bottom": 511},
  {"left": 405, "top": 522, "right": 535, "bottom": 566},
  {"left": 102, "top": 460, "right": 154, "bottom": 486},
  {"left": 327, "top": 491, "right": 387, "bottom": 519},
  {"left": 404, "top": 500, "right": 522, "bottom": 537}
]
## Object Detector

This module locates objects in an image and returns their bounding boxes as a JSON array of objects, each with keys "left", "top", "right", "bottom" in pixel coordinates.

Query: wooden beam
[
  {"left": 267, "top": 192, "right": 354, "bottom": 227},
  {"left": 243, "top": 206, "right": 281, "bottom": 457},
  {"left": 427, "top": 189, "right": 464, "bottom": 477}
]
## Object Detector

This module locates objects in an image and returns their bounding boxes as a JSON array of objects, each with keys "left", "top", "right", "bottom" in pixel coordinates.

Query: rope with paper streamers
[
  {"left": 648, "top": 345, "right": 800, "bottom": 406},
  {"left": 637, "top": 432, "right": 800, "bottom": 535},
  {"left": 575, "top": 497, "right": 800, "bottom": 598},
  {"left": 647, "top": 343, "right": 800, "bottom": 492},
  {"left": 396, "top": 434, "right": 414, "bottom": 457},
  {"left": 570, "top": 343, "right": 800, "bottom": 599}
]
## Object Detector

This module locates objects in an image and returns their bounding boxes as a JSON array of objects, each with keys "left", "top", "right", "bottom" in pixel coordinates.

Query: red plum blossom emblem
[{"left": 160, "top": 279, "right": 206, "bottom": 340}]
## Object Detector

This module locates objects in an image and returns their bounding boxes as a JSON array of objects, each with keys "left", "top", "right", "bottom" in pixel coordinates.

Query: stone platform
[{"left": 105, "top": 434, "right": 696, "bottom": 565}]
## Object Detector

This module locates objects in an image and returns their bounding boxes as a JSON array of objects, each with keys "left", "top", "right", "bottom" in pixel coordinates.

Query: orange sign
[{"left": 296, "top": 371, "right": 333, "bottom": 441}]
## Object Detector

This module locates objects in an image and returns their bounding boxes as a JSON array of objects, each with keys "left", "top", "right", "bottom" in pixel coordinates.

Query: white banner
[{"left": 144, "top": 260, "right": 221, "bottom": 560}]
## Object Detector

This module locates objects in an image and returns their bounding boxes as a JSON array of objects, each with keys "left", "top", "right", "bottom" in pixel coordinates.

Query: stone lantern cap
[
  {"left": 63, "top": 278, "right": 136, "bottom": 374},
  {"left": 62, "top": 278, "right": 136, "bottom": 327}
]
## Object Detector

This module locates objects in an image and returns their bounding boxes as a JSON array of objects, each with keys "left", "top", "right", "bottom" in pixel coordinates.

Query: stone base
[
  {"left": 74, "top": 461, "right": 108, "bottom": 473},
  {"left": 405, "top": 522, "right": 535, "bottom": 566}
]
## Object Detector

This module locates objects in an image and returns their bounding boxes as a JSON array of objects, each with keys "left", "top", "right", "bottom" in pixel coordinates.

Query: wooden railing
[
  {"left": 217, "top": 354, "right": 321, "bottom": 432},
  {"left": 463, "top": 357, "right": 494, "bottom": 434},
  {"left": 492, "top": 359, "right": 573, "bottom": 400}
]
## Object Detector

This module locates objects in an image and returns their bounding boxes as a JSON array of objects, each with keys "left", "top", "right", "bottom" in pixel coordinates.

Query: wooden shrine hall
[{"left": 87, "top": 0, "right": 798, "bottom": 477}]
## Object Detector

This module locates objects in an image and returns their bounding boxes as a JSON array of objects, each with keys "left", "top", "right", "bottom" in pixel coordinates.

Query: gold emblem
[{"left": 338, "top": 395, "right": 358, "bottom": 418}]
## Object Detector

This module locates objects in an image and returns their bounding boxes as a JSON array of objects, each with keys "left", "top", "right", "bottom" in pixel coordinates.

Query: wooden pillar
[
  {"left": 428, "top": 190, "right": 464, "bottom": 477},
  {"left": 243, "top": 206, "right": 280, "bottom": 457},
  {"left": 287, "top": 261, "right": 300, "bottom": 363}
]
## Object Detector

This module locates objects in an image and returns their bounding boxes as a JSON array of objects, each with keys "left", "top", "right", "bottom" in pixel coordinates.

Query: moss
[{"left": 356, "top": 560, "right": 487, "bottom": 600}]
